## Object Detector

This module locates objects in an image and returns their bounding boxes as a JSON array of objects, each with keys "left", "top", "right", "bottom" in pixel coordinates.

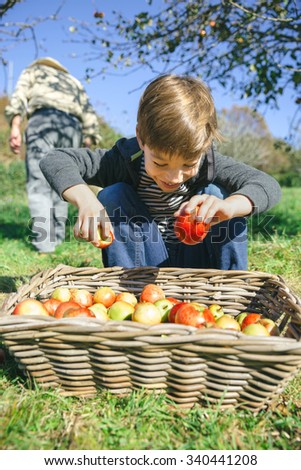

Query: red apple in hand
[
  {"left": 12, "top": 299, "right": 49, "bottom": 316},
  {"left": 174, "top": 214, "right": 210, "bottom": 245},
  {"left": 140, "top": 284, "right": 165, "bottom": 303},
  {"left": 132, "top": 302, "right": 162, "bottom": 325}
]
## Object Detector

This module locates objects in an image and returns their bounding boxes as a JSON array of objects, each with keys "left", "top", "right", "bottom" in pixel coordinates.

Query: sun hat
[{"left": 29, "top": 57, "right": 69, "bottom": 73}]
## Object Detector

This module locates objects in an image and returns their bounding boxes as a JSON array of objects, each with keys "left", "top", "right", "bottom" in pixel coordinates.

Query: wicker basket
[{"left": 1, "top": 264, "right": 301, "bottom": 412}]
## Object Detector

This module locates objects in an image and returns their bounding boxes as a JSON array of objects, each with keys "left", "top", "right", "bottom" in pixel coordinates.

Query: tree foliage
[{"left": 80, "top": 0, "right": 300, "bottom": 109}]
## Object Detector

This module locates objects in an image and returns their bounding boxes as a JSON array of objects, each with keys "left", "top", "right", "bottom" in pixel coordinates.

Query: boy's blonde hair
[{"left": 137, "top": 74, "right": 222, "bottom": 160}]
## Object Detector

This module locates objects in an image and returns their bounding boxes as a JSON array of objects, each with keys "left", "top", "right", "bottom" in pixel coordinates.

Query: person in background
[
  {"left": 40, "top": 74, "right": 281, "bottom": 270},
  {"left": 5, "top": 57, "right": 101, "bottom": 254}
]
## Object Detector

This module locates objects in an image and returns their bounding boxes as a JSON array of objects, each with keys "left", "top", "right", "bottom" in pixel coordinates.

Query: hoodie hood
[{"left": 29, "top": 57, "right": 69, "bottom": 73}]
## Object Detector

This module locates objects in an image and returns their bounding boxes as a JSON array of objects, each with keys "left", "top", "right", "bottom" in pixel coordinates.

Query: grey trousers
[{"left": 25, "top": 108, "right": 82, "bottom": 252}]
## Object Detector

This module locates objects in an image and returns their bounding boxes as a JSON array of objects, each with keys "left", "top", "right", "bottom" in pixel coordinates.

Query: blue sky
[{"left": 1, "top": 0, "right": 298, "bottom": 141}]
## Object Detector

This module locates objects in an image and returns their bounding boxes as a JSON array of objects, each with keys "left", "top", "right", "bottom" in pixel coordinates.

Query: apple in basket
[
  {"left": 175, "top": 303, "right": 215, "bottom": 328},
  {"left": 93, "top": 286, "right": 116, "bottom": 308},
  {"left": 168, "top": 301, "right": 187, "bottom": 323},
  {"left": 43, "top": 298, "right": 61, "bottom": 316},
  {"left": 243, "top": 323, "right": 270, "bottom": 336},
  {"left": 208, "top": 303, "right": 224, "bottom": 321},
  {"left": 54, "top": 301, "right": 82, "bottom": 319},
  {"left": 154, "top": 298, "right": 174, "bottom": 322},
  {"left": 69, "top": 288, "right": 94, "bottom": 308},
  {"left": 240, "top": 313, "right": 262, "bottom": 330},
  {"left": 115, "top": 291, "right": 138, "bottom": 307},
  {"left": 62, "top": 307, "right": 96, "bottom": 318},
  {"left": 259, "top": 318, "right": 280, "bottom": 336},
  {"left": 88, "top": 303, "right": 110, "bottom": 321},
  {"left": 140, "top": 284, "right": 165, "bottom": 303},
  {"left": 107, "top": 300, "right": 135, "bottom": 321},
  {"left": 215, "top": 314, "right": 241, "bottom": 331},
  {"left": 51, "top": 287, "right": 71, "bottom": 302},
  {"left": 12, "top": 298, "right": 50, "bottom": 316},
  {"left": 132, "top": 302, "right": 162, "bottom": 325}
]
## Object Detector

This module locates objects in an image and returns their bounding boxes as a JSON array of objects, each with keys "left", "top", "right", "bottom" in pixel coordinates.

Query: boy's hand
[
  {"left": 174, "top": 194, "right": 253, "bottom": 225},
  {"left": 63, "top": 185, "right": 114, "bottom": 245}
]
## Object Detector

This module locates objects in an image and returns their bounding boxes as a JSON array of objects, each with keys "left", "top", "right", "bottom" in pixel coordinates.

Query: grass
[{"left": 0, "top": 160, "right": 301, "bottom": 450}]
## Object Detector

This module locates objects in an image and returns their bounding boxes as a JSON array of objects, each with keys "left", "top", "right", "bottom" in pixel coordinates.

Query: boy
[{"left": 40, "top": 74, "right": 281, "bottom": 269}]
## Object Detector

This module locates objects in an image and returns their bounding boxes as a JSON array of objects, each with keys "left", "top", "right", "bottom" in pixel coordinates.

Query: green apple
[
  {"left": 209, "top": 303, "right": 224, "bottom": 320},
  {"left": 216, "top": 314, "right": 241, "bottom": 331},
  {"left": 243, "top": 323, "right": 270, "bottom": 336},
  {"left": 132, "top": 302, "right": 161, "bottom": 325},
  {"left": 107, "top": 300, "right": 134, "bottom": 321},
  {"left": 236, "top": 312, "right": 248, "bottom": 326},
  {"left": 154, "top": 298, "right": 174, "bottom": 322}
]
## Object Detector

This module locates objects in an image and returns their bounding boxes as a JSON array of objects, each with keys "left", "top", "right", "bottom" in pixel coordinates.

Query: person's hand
[
  {"left": 9, "top": 126, "right": 22, "bottom": 154},
  {"left": 63, "top": 184, "right": 114, "bottom": 245},
  {"left": 174, "top": 194, "right": 253, "bottom": 225}
]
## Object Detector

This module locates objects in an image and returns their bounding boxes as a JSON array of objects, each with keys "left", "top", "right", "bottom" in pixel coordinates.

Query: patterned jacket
[{"left": 5, "top": 58, "right": 101, "bottom": 143}]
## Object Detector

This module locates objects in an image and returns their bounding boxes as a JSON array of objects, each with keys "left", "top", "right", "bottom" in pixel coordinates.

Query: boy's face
[{"left": 139, "top": 142, "right": 201, "bottom": 193}]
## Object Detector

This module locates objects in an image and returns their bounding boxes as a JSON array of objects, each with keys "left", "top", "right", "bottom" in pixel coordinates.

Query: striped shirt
[{"left": 137, "top": 156, "right": 194, "bottom": 242}]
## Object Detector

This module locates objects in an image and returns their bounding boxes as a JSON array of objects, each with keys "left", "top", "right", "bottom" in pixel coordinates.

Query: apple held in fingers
[
  {"left": 140, "top": 284, "right": 165, "bottom": 303},
  {"left": 70, "top": 288, "right": 94, "bottom": 308},
  {"left": 94, "top": 227, "right": 114, "bottom": 249},
  {"left": 174, "top": 214, "right": 210, "bottom": 245},
  {"left": 154, "top": 298, "right": 174, "bottom": 322},
  {"left": 108, "top": 300, "right": 135, "bottom": 321},
  {"left": 51, "top": 287, "right": 71, "bottom": 302},
  {"left": 93, "top": 287, "right": 116, "bottom": 308},
  {"left": 12, "top": 298, "right": 49, "bottom": 316},
  {"left": 132, "top": 302, "right": 162, "bottom": 325}
]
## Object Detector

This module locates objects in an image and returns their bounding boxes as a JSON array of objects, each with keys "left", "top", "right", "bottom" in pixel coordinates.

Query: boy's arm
[{"left": 213, "top": 152, "right": 282, "bottom": 215}]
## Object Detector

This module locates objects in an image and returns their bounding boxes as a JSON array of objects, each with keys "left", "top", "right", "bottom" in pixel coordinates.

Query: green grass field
[{"left": 0, "top": 161, "right": 301, "bottom": 450}]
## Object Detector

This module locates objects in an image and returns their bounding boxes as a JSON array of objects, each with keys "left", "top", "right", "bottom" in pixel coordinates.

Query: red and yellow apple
[
  {"left": 216, "top": 314, "right": 241, "bottom": 331},
  {"left": 168, "top": 301, "right": 187, "bottom": 323},
  {"left": 175, "top": 303, "right": 215, "bottom": 328},
  {"left": 12, "top": 298, "right": 49, "bottom": 316},
  {"left": 208, "top": 304, "right": 224, "bottom": 321},
  {"left": 70, "top": 288, "right": 94, "bottom": 308},
  {"left": 93, "top": 227, "right": 115, "bottom": 249},
  {"left": 243, "top": 323, "right": 270, "bottom": 336},
  {"left": 140, "top": 284, "right": 165, "bottom": 303},
  {"left": 51, "top": 287, "right": 71, "bottom": 302},
  {"left": 93, "top": 286, "right": 116, "bottom": 308},
  {"left": 54, "top": 301, "right": 81, "bottom": 319},
  {"left": 43, "top": 298, "right": 61, "bottom": 316},
  {"left": 88, "top": 303, "right": 109, "bottom": 321},
  {"left": 115, "top": 291, "right": 138, "bottom": 307},
  {"left": 132, "top": 302, "right": 162, "bottom": 325},
  {"left": 63, "top": 307, "right": 96, "bottom": 318}
]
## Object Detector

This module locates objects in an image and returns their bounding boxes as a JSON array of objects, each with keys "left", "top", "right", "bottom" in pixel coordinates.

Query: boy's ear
[{"left": 136, "top": 126, "right": 144, "bottom": 150}]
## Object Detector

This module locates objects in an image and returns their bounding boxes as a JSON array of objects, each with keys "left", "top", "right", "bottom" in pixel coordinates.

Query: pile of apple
[{"left": 11, "top": 284, "right": 279, "bottom": 336}]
